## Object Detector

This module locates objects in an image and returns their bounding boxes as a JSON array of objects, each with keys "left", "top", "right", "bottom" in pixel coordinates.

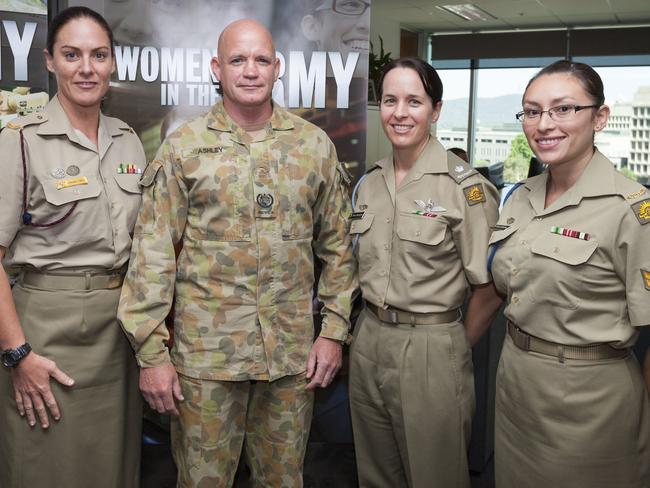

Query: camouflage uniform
[{"left": 118, "top": 101, "right": 356, "bottom": 487}]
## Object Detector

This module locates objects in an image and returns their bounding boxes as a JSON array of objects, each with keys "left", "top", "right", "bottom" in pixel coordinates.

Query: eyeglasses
[
  {"left": 516, "top": 104, "right": 600, "bottom": 124},
  {"left": 315, "top": 0, "right": 370, "bottom": 16}
]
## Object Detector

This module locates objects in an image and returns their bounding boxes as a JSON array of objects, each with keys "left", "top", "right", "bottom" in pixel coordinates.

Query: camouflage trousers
[{"left": 172, "top": 372, "right": 314, "bottom": 488}]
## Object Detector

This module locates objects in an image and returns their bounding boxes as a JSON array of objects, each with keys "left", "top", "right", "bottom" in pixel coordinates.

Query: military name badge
[
  {"left": 641, "top": 269, "right": 650, "bottom": 291},
  {"left": 350, "top": 211, "right": 365, "bottom": 220},
  {"left": 463, "top": 183, "right": 486, "bottom": 206},
  {"left": 631, "top": 198, "right": 650, "bottom": 225},
  {"left": 56, "top": 176, "right": 88, "bottom": 190}
]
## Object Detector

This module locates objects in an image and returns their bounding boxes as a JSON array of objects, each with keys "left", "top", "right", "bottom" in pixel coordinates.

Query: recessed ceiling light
[{"left": 436, "top": 3, "right": 497, "bottom": 21}]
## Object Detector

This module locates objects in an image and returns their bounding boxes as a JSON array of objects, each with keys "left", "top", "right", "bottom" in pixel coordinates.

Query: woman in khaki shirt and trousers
[
  {"left": 349, "top": 57, "right": 502, "bottom": 488},
  {"left": 0, "top": 7, "right": 143, "bottom": 487},
  {"left": 489, "top": 60, "right": 650, "bottom": 487}
]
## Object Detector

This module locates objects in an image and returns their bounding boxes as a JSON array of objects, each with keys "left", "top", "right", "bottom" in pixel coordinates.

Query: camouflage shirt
[{"left": 118, "top": 102, "right": 357, "bottom": 381}]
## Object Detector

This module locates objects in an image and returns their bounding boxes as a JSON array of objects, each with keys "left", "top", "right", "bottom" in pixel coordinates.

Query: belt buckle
[
  {"left": 386, "top": 309, "right": 399, "bottom": 324},
  {"left": 515, "top": 325, "right": 530, "bottom": 351}
]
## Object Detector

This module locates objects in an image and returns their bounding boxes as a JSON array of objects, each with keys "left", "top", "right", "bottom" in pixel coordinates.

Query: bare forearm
[
  {"left": 464, "top": 282, "right": 503, "bottom": 347},
  {"left": 0, "top": 247, "right": 25, "bottom": 350}
]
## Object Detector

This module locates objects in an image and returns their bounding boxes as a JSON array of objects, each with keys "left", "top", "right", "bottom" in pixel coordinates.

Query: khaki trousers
[
  {"left": 349, "top": 307, "right": 474, "bottom": 488},
  {"left": 0, "top": 282, "right": 141, "bottom": 488},
  {"left": 172, "top": 372, "right": 314, "bottom": 488}
]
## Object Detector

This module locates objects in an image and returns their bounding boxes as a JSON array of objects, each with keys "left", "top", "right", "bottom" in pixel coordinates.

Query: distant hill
[{"left": 438, "top": 94, "right": 522, "bottom": 130}]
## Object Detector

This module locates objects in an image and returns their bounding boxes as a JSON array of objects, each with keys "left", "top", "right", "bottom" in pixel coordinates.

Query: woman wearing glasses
[
  {"left": 348, "top": 58, "right": 501, "bottom": 488},
  {"left": 0, "top": 7, "right": 143, "bottom": 487},
  {"left": 489, "top": 60, "right": 650, "bottom": 487}
]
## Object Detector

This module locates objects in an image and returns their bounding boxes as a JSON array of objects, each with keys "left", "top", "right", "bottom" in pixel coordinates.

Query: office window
[{"left": 435, "top": 69, "right": 470, "bottom": 152}]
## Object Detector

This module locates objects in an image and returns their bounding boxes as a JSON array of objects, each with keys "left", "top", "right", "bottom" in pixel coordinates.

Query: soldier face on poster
[
  {"left": 0, "top": 0, "right": 49, "bottom": 128},
  {"left": 102, "top": 0, "right": 370, "bottom": 179}
]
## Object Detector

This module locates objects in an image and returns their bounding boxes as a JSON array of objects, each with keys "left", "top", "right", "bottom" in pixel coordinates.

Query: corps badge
[
  {"left": 632, "top": 199, "right": 650, "bottom": 225},
  {"left": 642, "top": 269, "right": 650, "bottom": 291},
  {"left": 463, "top": 183, "right": 486, "bottom": 206}
]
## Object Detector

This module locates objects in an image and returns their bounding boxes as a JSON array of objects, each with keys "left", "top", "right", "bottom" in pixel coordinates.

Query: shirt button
[
  {"left": 379, "top": 270, "right": 386, "bottom": 276},
  {"left": 553, "top": 247, "right": 560, "bottom": 253},
  {"left": 512, "top": 296, "right": 519, "bottom": 304},
  {"left": 385, "top": 217, "right": 391, "bottom": 223},
  {"left": 536, "top": 217, "right": 542, "bottom": 221},
  {"left": 512, "top": 268, "right": 518, "bottom": 275},
  {"left": 520, "top": 240, "right": 527, "bottom": 246},
  {"left": 415, "top": 231, "right": 421, "bottom": 236},
  {"left": 383, "top": 243, "right": 390, "bottom": 250}
]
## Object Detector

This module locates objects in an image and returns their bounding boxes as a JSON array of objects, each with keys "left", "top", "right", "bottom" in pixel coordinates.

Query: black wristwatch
[{"left": 1, "top": 343, "right": 32, "bottom": 368}]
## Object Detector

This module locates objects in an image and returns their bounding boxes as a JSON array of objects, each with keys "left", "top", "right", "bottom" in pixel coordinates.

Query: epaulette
[
  {"left": 624, "top": 184, "right": 650, "bottom": 226},
  {"left": 612, "top": 171, "right": 650, "bottom": 225},
  {"left": 119, "top": 126, "right": 137, "bottom": 134},
  {"left": 5, "top": 112, "right": 48, "bottom": 130},
  {"left": 446, "top": 150, "right": 478, "bottom": 184}
]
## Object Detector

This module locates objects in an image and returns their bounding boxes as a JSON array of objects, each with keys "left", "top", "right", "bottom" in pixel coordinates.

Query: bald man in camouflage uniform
[{"left": 118, "top": 19, "right": 356, "bottom": 488}]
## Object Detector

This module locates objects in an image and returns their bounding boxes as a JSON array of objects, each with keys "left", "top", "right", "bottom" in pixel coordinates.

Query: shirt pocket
[
  {"left": 529, "top": 233, "right": 598, "bottom": 309},
  {"left": 112, "top": 173, "right": 143, "bottom": 231},
  {"left": 41, "top": 175, "right": 101, "bottom": 206},
  {"left": 395, "top": 212, "right": 447, "bottom": 246},
  {"left": 40, "top": 175, "right": 106, "bottom": 243}
]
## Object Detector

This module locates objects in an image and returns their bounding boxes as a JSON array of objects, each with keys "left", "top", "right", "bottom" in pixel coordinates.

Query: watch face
[{"left": 1, "top": 352, "right": 16, "bottom": 368}]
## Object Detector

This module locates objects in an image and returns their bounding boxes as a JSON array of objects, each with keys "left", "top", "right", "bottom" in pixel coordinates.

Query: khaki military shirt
[
  {"left": 118, "top": 101, "right": 356, "bottom": 381},
  {"left": 0, "top": 96, "right": 145, "bottom": 270},
  {"left": 490, "top": 150, "right": 650, "bottom": 348},
  {"left": 351, "top": 137, "right": 499, "bottom": 313}
]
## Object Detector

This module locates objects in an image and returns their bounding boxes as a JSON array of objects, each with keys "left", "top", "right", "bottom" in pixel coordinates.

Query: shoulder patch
[
  {"left": 447, "top": 150, "right": 477, "bottom": 184},
  {"left": 463, "top": 182, "right": 486, "bottom": 206},
  {"left": 631, "top": 198, "right": 650, "bottom": 225}
]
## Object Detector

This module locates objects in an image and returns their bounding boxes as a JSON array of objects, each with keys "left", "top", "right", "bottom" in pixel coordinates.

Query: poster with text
[
  {"left": 103, "top": 0, "right": 370, "bottom": 179},
  {"left": 0, "top": 0, "right": 49, "bottom": 128}
]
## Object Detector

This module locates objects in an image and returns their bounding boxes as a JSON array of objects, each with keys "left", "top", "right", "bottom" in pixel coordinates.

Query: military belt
[
  {"left": 366, "top": 302, "right": 459, "bottom": 326},
  {"left": 507, "top": 321, "right": 629, "bottom": 362},
  {"left": 20, "top": 268, "right": 126, "bottom": 291}
]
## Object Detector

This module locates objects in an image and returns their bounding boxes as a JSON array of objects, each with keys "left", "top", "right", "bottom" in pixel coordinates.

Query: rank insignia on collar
[
  {"left": 350, "top": 211, "right": 365, "bottom": 220},
  {"left": 642, "top": 269, "right": 650, "bottom": 290},
  {"left": 506, "top": 217, "right": 515, "bottom": 225},
  {"left": 631, "top": 199, "right": 650, "bottom": 225},
  {"left": 491, "top": 224, "right": 510, "bottom": 230},
  {"left": 454, "top": 165, "right": 465, "bottom": 173},
  {"left": 463, "top": 183, "right": 486, "bottom": 206}
]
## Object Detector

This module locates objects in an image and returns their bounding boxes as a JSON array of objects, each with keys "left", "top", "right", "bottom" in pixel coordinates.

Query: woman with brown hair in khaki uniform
[
  {"left": 0, "top": 7, "right": 143, "bottom": 487},
  {"left": 348, "top": 57, "right": 502, "bottom": 488},
  {"left": 489, "top": 60, "right": 650, "bottom": 487}
]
